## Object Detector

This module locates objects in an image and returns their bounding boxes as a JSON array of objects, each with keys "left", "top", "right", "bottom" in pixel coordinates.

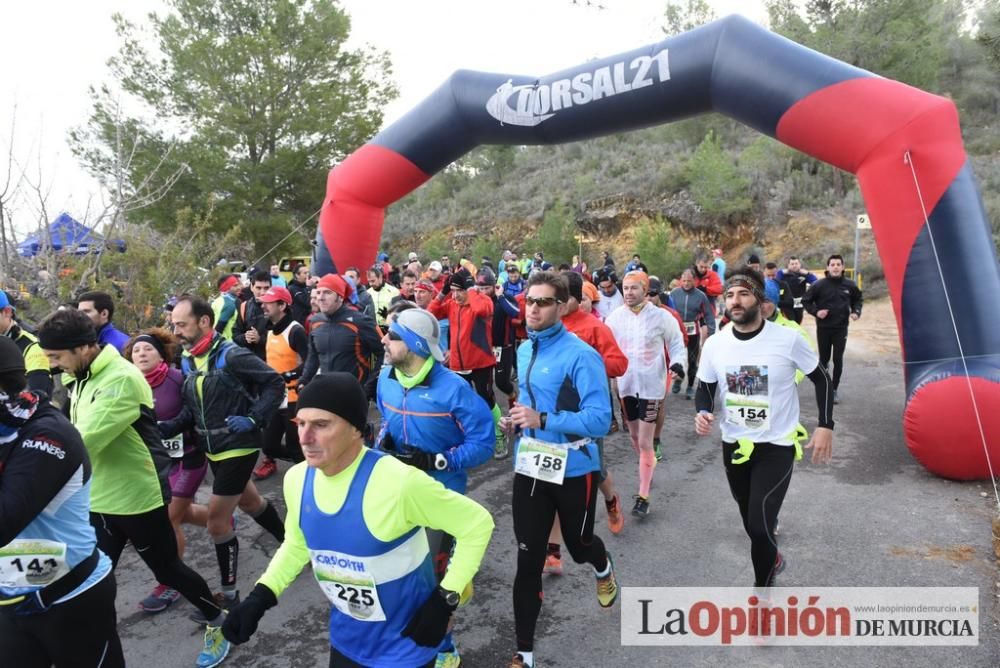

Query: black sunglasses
[
  {"left": 525, "top": 296, "right": 562, "bottom": 307},
  {"left": 387, "top": 330, "right": 403, "bottom": 341}
]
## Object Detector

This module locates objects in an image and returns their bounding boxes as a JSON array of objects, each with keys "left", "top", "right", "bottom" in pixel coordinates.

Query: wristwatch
[
  {"left": 539, "top": 412, "right": 548, "bottom": 430},
  {"left": 439, "top": 586, "right": 460, "bottom": 607},
  {"left": 433, "top": 453, "right": 448, "bottom": 471}
]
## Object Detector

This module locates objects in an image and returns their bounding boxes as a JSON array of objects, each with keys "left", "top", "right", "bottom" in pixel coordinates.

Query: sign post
[{"left": 855, "top": 214, "right": 871, "bottom": 287}]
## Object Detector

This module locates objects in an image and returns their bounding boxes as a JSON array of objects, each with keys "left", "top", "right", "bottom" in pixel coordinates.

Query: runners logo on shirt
[{"left": 20, "top": 438, "right": 66, "bottom": 460}]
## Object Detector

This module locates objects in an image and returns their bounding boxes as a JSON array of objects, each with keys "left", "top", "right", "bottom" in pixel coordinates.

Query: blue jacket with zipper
[
  {"left": 376, "top": 360, "right": 494, "bottom": 493},
  {"left": 514, "top": 321, "right": 610, "bottom": 478}
]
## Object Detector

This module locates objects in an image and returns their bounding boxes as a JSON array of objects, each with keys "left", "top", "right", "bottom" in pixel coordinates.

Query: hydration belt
[{"left": 0, "top": 548, "right": 99, "bottom": 616}]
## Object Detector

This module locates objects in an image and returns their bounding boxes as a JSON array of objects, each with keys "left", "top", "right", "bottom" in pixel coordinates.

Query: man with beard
[
  {"left": 375, "top": 308, "right": 494, "bottom": 668},
  {"left": 695, "top": 267, "right": 834, "bottom": 587},
  {"left": 592, "top": 269, "right": 623, "bottom": 321},
  {"left": 160, "top": 297, "right": 286, "bottom": 625}
]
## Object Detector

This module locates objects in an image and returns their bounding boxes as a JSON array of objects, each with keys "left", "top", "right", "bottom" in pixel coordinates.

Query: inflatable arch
[{"left": 314, "top": 15, "right": 1000, "bottom": 480}]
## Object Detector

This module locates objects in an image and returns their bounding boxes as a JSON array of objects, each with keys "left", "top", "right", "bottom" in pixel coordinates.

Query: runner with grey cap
[{"left": 375, "top": 308, "right": 495, "bottom": 668}]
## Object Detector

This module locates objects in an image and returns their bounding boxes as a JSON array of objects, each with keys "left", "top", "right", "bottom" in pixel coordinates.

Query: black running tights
[
  {"left": 816, "top": 326, "right": 848, "bottom": 390},
  {"left": 512, "top": 472, "right": 607, "bottom": 652},
  {"left": 91, "top": 506, "right": 221, "bottom": 621},
  {"left": 722, "top": 441, "right": 795, "bottom": 587}
]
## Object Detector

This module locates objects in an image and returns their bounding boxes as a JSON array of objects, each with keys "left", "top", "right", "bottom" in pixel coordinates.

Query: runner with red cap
[
  {"left": 300, "top": 274, "right": 384, "bottom": 400},
  {"left": 253, "top": 286, "right": 310, "bottom": 481}
]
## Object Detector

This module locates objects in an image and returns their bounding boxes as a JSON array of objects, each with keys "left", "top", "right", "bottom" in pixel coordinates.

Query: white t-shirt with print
[{"left": 697, "top": 320, "right": 818, "bottom": 445}]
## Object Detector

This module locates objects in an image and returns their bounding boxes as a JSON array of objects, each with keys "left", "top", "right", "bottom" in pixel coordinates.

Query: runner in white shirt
[
  {"left": 592, "top": 269, "right": 624, "bottom": 321},
  {"left": 605, "top": 271, "right": 686, "bottom": 518},
  {"left": 694, "top": 267, "right": 834, "bottom": 587}
]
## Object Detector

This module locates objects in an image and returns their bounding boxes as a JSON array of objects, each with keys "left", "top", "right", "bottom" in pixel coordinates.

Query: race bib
[
  {"left": 684, "top": 321, "right": 697, "bottom": 336},
  {"left": 162, "top": 437, "right": 184, "bottom": 459},
  {"left": 493, "top": 347, "right": 503, "bottom": 363},
  {"left": 0, "top": 539, "right": 69, "bottom": 588},
  {"left": 515, "top": 437, "right": 568, "bottom": 485},
  {"left": 310, "top": 550, "right": 386, "bottom": 622},
  {"left": 793, "top": 297, "right": 803, "bottom": 308},
  {"left": 723, "top": 365, "right": 770, "bottom": 432}
]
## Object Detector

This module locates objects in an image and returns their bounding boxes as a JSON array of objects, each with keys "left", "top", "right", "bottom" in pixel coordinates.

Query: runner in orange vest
[{"left": 252, "top": 287, "right": 309, "bottom": 481}]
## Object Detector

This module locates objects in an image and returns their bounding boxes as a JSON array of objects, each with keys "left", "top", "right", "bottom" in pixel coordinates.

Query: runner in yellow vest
[{"left": 212, "top": 275, "right": 243, "bottom": 341}]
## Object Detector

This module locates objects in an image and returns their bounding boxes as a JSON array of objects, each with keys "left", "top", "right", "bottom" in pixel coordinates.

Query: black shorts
[
  {"left": 208, "top": 451, "right": 258, "bottom": 496},
  {"left": 622, "top": 396, "right": 661, "bottom": 423}
]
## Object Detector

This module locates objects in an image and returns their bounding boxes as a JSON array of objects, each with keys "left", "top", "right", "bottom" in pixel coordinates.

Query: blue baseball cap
[{"left": 0, "top": 291, "right": 13, "bottom": 311}]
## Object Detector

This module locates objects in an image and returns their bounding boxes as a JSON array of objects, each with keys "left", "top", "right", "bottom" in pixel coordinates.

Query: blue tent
[{"left": 17, "top": 213, "right": 126, "bottom": 257}]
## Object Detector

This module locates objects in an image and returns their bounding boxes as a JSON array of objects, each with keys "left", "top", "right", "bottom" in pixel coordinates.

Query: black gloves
[
  {"left": 378, "top": 306, "right": 389, "bottom": 320},
  {"left": 441, "top": 280, "right": 452, "bottom": 296},
  {"left": 378, "top": 430, "right": 398, "bottom": 452},
  {"left": 281, "top": 370, "right": 299, "bottom": 382},
  {"left": 401, "top": 588, "right": 457, "bottom": 647},
  {"left": 393, "top": 448, "right": 436, "bottom": 471},
  {"left": 222, "top": 584, "right": 278, "bottom": 644},
  {"left": 670, "top": 363, "right": 685, "bottom": 381}
]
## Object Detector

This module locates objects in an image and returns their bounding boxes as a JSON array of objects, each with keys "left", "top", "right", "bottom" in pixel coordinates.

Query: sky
[{"left": 0, "top": 0, "right": 767, "bottom": 234}]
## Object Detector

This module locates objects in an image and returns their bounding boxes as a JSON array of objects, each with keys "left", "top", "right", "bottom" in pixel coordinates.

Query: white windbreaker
[{"left": 605, "top": 302, "right": 687, "bottom": 400}]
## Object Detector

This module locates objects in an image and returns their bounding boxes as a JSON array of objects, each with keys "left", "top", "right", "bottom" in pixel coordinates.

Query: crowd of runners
[{"left": 0, "top": 248, "right": 863, "bottom": 667}]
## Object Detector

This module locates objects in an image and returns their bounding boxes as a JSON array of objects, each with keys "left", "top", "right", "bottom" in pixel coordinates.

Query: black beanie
[
  {"left": 0, "top": 336, "right": 25, "bottom": 376},
  {"left": 297, "top": 373, "right": 368, "bottom": 435},
  {"left": 563, "top": 271, "right": 583, "bottom": 303},
  {"left": 449, "top": 268, "right": 475, "bottom": 290}
]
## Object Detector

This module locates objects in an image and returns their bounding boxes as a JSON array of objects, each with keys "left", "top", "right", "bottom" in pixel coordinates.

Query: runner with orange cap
[{"left": 605, "top": 271, "right": 687, "bottom": 518}]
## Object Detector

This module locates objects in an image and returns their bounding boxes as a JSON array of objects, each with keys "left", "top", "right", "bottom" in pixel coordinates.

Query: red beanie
[{"left": 317, "top": 274, "right": 352, "bottom": 300}]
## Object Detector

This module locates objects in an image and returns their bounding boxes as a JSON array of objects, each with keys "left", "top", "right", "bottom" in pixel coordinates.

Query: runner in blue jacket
[{"left": 375, "top": 307, "right": 494, "bottom": 668}]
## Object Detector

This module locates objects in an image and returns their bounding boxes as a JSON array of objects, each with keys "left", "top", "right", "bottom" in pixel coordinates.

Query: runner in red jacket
[{"left": 428, "top": 268, "right": 497, "bottom": 411}]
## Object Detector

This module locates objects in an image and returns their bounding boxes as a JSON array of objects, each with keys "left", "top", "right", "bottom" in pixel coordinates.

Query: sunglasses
[
  {"left": 387, "top": 330, "right": 403, "bottom": 341},
  {"left": 525, "top": 296, "right": 562, "bottom": 308}
]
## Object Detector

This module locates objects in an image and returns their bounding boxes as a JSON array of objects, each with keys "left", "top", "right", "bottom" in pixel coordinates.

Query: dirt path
[{"left": 799, "top": 297, "right": 902, "bottom": 359}]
